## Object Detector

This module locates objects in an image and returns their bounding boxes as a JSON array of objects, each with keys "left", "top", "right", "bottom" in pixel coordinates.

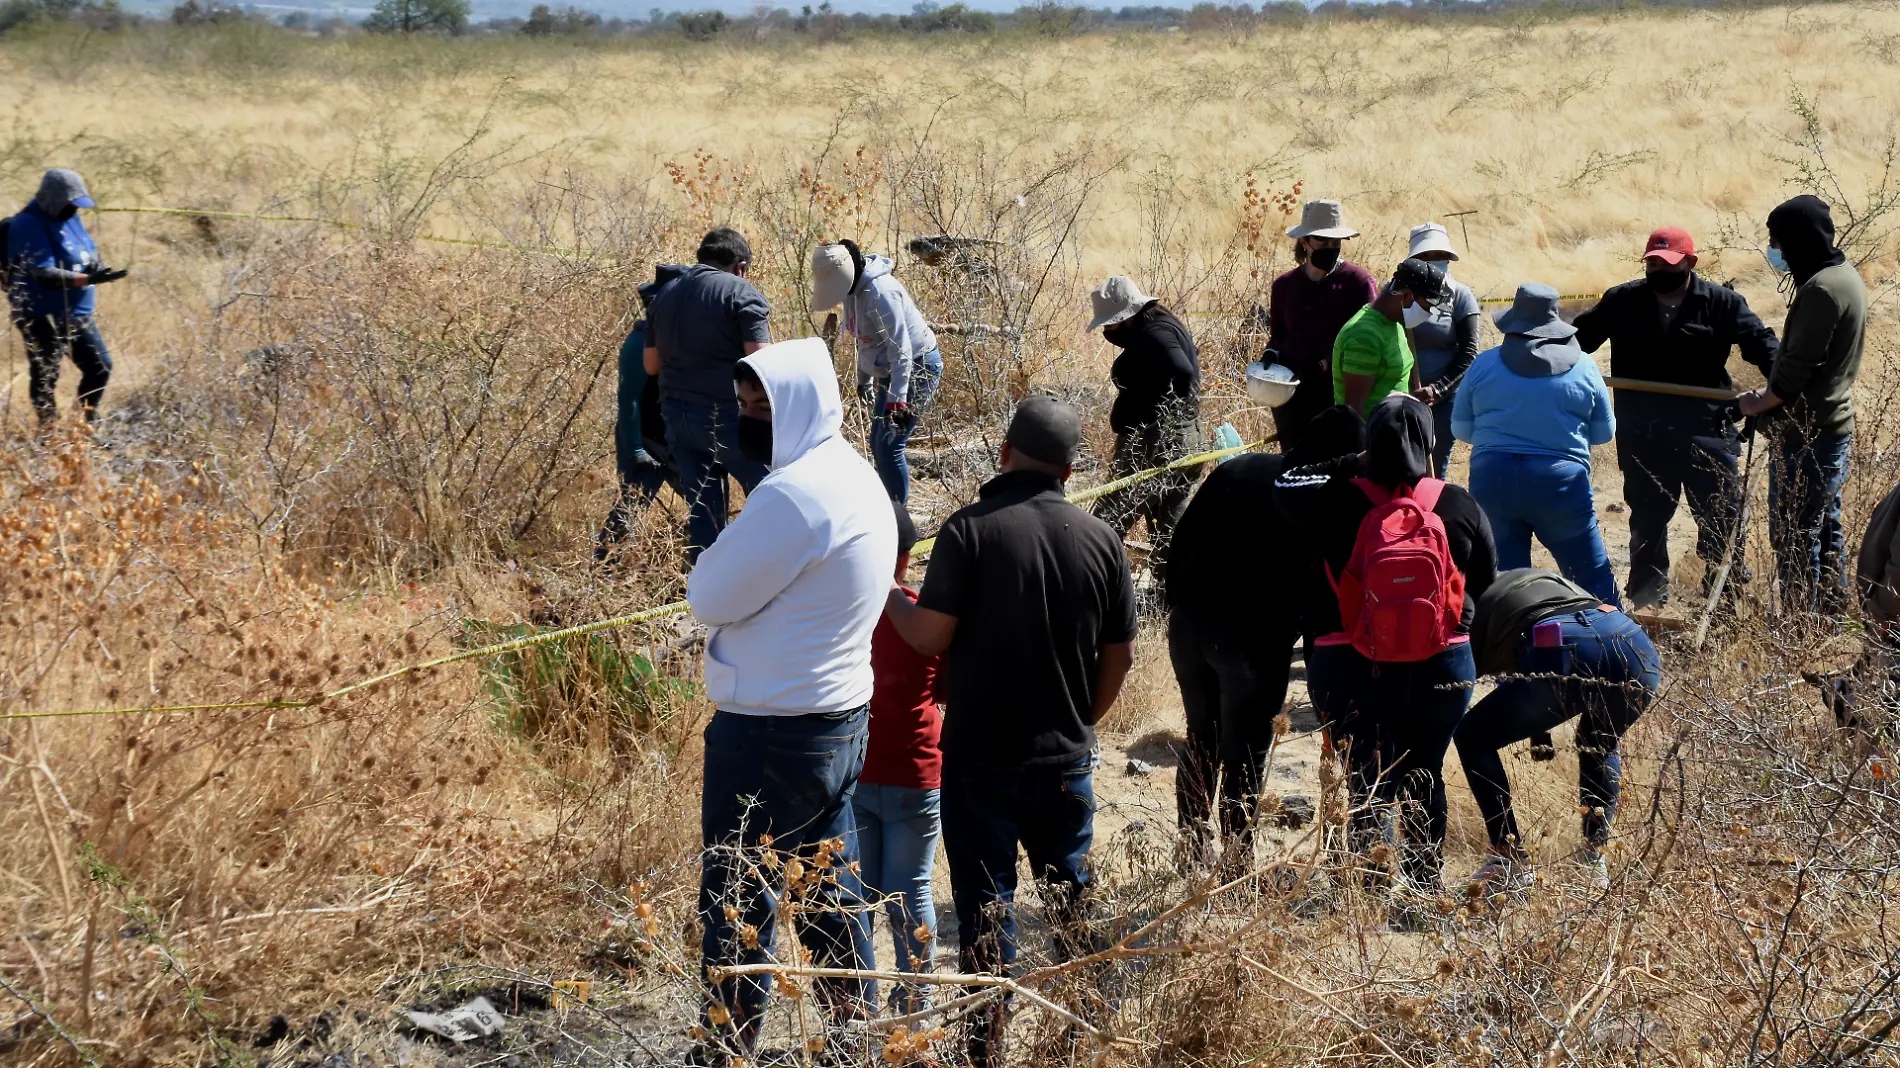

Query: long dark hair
[
  {"left": 1291, "top": 237, "right": 1309, "bottom": 266},
  {"left": 837, "top": 237, "right": 866, "bottom": 294}
]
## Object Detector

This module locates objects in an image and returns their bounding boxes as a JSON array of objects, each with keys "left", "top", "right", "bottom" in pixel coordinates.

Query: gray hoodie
[{"left": 847, "top": 255, "right": 938, "bottom": 403}]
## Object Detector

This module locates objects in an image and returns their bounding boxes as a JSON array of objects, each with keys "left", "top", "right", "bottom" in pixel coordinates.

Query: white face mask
[{"left": 1403, "top": 299, "right": 1436, "bottom": 329}]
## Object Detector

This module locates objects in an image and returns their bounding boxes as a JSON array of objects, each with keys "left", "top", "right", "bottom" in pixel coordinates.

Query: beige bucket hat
[
  {"left": 809, "top": 243, "right": 856, "bottom": 311},
  {"left": 1285, "top": 199, "right": 1359, "bottom": 240},
  {"left": 1087, "top": 275, "right": 1153, "bottom": 331}
]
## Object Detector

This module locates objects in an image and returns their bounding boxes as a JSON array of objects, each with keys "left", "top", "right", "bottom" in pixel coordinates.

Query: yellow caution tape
[
  {"left": 4, "top": 437, "right": 1270, "bottom": 723},
  {"left": 94, "top": 205, "right": 598, "bottom": 260}
]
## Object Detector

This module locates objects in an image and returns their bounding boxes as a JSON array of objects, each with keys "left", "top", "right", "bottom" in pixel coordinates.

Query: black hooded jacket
[
  {"left": 1765, "top": 195, "right": 1866, "bottom": 438},
  {"left": 1274, "top": 394, "right": 1498, "bottom": 639},
  {"left": 1165, "top": 405, "right": 1364, "bottom": 624},
  {"left": 1105, "top": 302, "right": 1200, "bottom": 433}
]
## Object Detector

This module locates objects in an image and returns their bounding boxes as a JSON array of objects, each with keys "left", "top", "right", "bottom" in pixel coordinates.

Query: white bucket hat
[
  {"left": 1285, "top": 199, "right": 1359, "bottom": 240},
  {"left": 809, "top": 243, "right": 855, "bottom": 311},
  {"left": 1087, "top": 275, "right": 1152, "bottom": 331},
  {"left": 1407, "top": 222, "right": 1460, "bottom": 261}
]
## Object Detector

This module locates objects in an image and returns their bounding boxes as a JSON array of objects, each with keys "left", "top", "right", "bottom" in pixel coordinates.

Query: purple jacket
[{"left": 1266, "top": 261, "right": 1379, "bottom": 376}]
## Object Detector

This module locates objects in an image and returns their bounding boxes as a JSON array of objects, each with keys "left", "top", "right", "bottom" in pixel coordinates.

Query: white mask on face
[{"left": 1403, "top": 300, "right": 1434, "bottom": 329}]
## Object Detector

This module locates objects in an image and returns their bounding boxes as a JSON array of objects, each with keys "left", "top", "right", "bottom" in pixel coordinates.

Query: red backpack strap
[
  {"left": 1349, "top": 477, "right": 1388, "bottom": 507},
  {"left": 1408, "top": 478, "right": 1446, "bottom": 511}
]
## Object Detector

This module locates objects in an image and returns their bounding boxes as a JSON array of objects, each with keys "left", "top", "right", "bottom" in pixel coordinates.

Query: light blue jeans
[
  {"left": 1469, "top": 449, "right": 1622, "bottom": 608},
  {"left": 868, "top": 349, "right": 943, "bottom": 503},
  {"left": 850, "top": 781, "right": 942, "bottom": 1013}
]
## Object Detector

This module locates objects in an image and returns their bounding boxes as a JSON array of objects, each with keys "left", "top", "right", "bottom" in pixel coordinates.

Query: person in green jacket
[
  {"left": 1333, "top": 257, "right": 1450, "bottom": 422},
  {"left": 1736, "top": 195, "right": 1868, "bottom": 615}
]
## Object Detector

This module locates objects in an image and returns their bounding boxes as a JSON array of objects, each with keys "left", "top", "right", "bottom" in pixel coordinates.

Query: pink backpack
[{"left": 1328, "top": 478, "right": 1465, "bottom": 663}]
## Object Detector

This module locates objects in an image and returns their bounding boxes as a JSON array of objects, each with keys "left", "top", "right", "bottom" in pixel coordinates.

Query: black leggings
[{"left": 1168, "top": 609, "right": 1297, "bottom": 846}]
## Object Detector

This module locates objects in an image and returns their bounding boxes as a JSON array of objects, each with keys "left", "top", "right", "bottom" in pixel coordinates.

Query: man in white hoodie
[{"left": 685, "top": 337, "right": 896, "bottom": 1062}]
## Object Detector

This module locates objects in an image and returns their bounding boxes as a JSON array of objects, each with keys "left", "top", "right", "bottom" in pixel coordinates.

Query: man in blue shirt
[
  {"left": 5, "top": 169, "right": 126, "bottom": 426},
  {"left": 643, "top": 228, "right": 773, "bottom": 562}
]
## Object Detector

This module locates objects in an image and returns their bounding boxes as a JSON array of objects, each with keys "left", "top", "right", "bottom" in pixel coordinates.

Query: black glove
[
  {"left": 885, "top": 401, "right": 917, "bottom": 430},
  {"left": 86, "top": 265, "right": 129, "bottom": 284}
]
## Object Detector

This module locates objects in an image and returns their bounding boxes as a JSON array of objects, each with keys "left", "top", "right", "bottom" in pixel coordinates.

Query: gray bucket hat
[
  {"left": 1493, "top": 282, "right": 1578, "bottom": 339},
  {"left": 1088, "top": 275, "right": 1153, "bottom": 331},
  {"left": 1285, "top": 199, "right": 1359, "bottom": 240}
]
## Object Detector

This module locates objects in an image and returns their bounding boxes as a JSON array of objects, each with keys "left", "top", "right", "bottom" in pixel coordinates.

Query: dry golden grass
[{"left": 3, "top": 5, "right": 1900, "bottom": 1067}]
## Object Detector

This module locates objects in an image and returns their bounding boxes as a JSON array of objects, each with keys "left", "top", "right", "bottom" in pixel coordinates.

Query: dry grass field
[{"left": 4, "top": 4, "right": 1900, "bottom": 1066}]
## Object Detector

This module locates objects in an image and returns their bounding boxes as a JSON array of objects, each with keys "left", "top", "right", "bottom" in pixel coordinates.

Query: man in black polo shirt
[
  {"left": 1573, "top": 227, "right": 1779, "bottom": 609},
  {"left": 883, "top": 396, "right": 1137, "bottom": 1068}
]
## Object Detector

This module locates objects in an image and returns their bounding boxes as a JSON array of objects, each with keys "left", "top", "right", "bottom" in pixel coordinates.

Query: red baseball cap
[{"left": 1643, "top": 227, "right": 1695, "bottom": 265}]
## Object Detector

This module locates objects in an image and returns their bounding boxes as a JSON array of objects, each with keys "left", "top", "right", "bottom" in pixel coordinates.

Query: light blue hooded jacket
[
  {"left": 846, "top": 254, "right": 938, "bottom": 404},
  {"left": 1452, "top": 334, "right": 1615, "bottom": 466}
]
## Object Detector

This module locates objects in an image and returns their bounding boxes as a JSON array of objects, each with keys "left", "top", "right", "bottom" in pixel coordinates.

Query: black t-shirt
[
  {"left": 918, "top": 470, "right": 1138, "bottom": 768},
  {"left": 1273, "top": 457, "right": 1499, "bottom": 640}
]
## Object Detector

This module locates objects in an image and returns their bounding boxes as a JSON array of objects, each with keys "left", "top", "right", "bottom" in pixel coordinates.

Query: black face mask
[
  {"left": 1645, "top": 269, "right": 1688, "bottom": 295},
  {"left": 56, "top": 205, "right": 78, "bottom": 223},
  {"left": 736, "top": 415, "right": 774, "bottom": 466},
  {"left": 1308, "top": 246, "right": 1342, "bottom": 272}
]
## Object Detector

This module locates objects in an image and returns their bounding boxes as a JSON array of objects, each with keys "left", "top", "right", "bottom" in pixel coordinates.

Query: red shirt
[{"left": 863, "top": 587, "right": 943, "bottom": 789}]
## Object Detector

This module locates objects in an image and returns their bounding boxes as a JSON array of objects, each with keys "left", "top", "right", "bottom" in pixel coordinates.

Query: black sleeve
[
  {"left": 1427, "top": 312, "right": 1482, "bottom": 394},
  {"left": 1101, "top": 539, "right": 1139, "bottom": 645},
  {"left": 1443, "top": 486, "right": 1499, "bottom": 606},
  {"left": 1725, "top": 290, "right": 1780, "bottom": 376},
  {"left": 1160, "top": 322, "right": 1199, "bottom": 396},
  {"left": 917, "top": 518, "right": 972, "bottom": 620},
  {"left": 1572, "top": 289, "right": 1616, "bottom": 355}
]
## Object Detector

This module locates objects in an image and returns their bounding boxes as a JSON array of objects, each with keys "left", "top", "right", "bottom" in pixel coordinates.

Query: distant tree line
[{"left": 0, "top": 0, "right": 1855, "bottom": 41}]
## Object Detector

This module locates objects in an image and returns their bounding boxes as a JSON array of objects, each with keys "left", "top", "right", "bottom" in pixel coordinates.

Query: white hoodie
[{"left": 686, "top": 337, "right": 897, "bottom": 717}]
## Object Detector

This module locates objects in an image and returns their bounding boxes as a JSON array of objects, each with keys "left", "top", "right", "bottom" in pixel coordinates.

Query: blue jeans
[
  {"left": 1469, "top": 449, "right": 1621, "bottom": 608},
  {"left": 1454, "top": 608, "right": 1660, "bottom": 853},
  {"left": 661, "top": 396, "right": 769, "bottom": 563},
  {"left": 942, "top": 754, "right": 1096, "bottom": 1064},
  {"left": 867, "top": 349, "right": 942, "bottom": 503},
  {"left": 1770, "top": 429, "right": 1852, "bottom": 615},
  {"left": 698, "top": 708, "right": 873, "bottom": 1052},
  {"left": 1307, "top": 641, "right": 1476, "bottom": 889},
  {"left": 850, "top": 782, "right": 942, "bottom": 1013}
]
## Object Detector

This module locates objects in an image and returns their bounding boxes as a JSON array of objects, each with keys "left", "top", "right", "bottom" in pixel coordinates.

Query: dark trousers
[
  {"left": 16, "top": 313, "right": 111, "bottom": 425},
  {"left": 1770, "top": 428, "right": 1852, "bottom": 616},
  {"left": 1268, "top": 372, "right": 1332, "bottom": 455},
  {"left": 1307, "top": 641, "right": 1476, "bottom": 889},
  {"left": 1454, "top": 608, "right": 1660, "bottom": 854},
  {"left": 1616, "top": 418, "right": 1744, "bottom": 607},
  {"left": 1168, "top": 609, "right": 1294, "bottom": 849},
  {"left": 1096, "top": 414, "right": 1197, "bottom": 587},
  {"left": 942, "top": 754, "right": 1096, "bottom": 1067},
  {"left": 661, "top": 396, "right": 769, "bottom": 563},
  {"left": 698, "top": 708, "right": 872, "bottom": 1054}
]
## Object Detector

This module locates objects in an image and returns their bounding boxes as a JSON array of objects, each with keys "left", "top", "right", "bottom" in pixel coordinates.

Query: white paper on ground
[{"left": 405, "top": 997, "right": 505, "bottom": 1042}]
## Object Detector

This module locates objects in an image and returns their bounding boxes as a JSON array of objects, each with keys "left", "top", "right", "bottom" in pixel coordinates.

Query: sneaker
[
  {"left": 1467, "top": 853, "right": 1535, "bottom": 894},
  {"left": 1572, "top": 845, "right": 1610, "bottom": 889}
]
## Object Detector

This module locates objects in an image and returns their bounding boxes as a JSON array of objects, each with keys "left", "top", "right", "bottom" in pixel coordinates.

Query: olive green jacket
[{"left": 1769, "top": 262, "right": 1867, "bottom": 439}]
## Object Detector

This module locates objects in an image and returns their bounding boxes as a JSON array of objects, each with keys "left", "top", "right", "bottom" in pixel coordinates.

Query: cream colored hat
[
  {"left": 809, "top": 243, "right": 855, "bottom": 311},
  {"left": 1285, "top": 199, "right": 1359, "bottom": 240},
  {"left": 1088, "top": 275, "right": 1152, "bottom": 331},
  {"left": 1407, "top": 222, "right": 1460, "bottom": 260}
]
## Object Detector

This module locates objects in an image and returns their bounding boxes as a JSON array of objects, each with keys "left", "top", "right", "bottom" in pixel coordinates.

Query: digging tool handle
[{"left": 1604, "top": 377, "right": 1740, "bottom": 403}]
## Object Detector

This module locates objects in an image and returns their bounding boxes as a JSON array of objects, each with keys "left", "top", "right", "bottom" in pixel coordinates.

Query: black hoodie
[
  {"left": 1165, "top": 405, "right": 1364, "bottom": 622},
  {"left": 1765, "top": 195, "right": 1866, "bottom": 438},
  {"left": 1275, "top": 394, "right": 1498, "bottom": 639}
]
